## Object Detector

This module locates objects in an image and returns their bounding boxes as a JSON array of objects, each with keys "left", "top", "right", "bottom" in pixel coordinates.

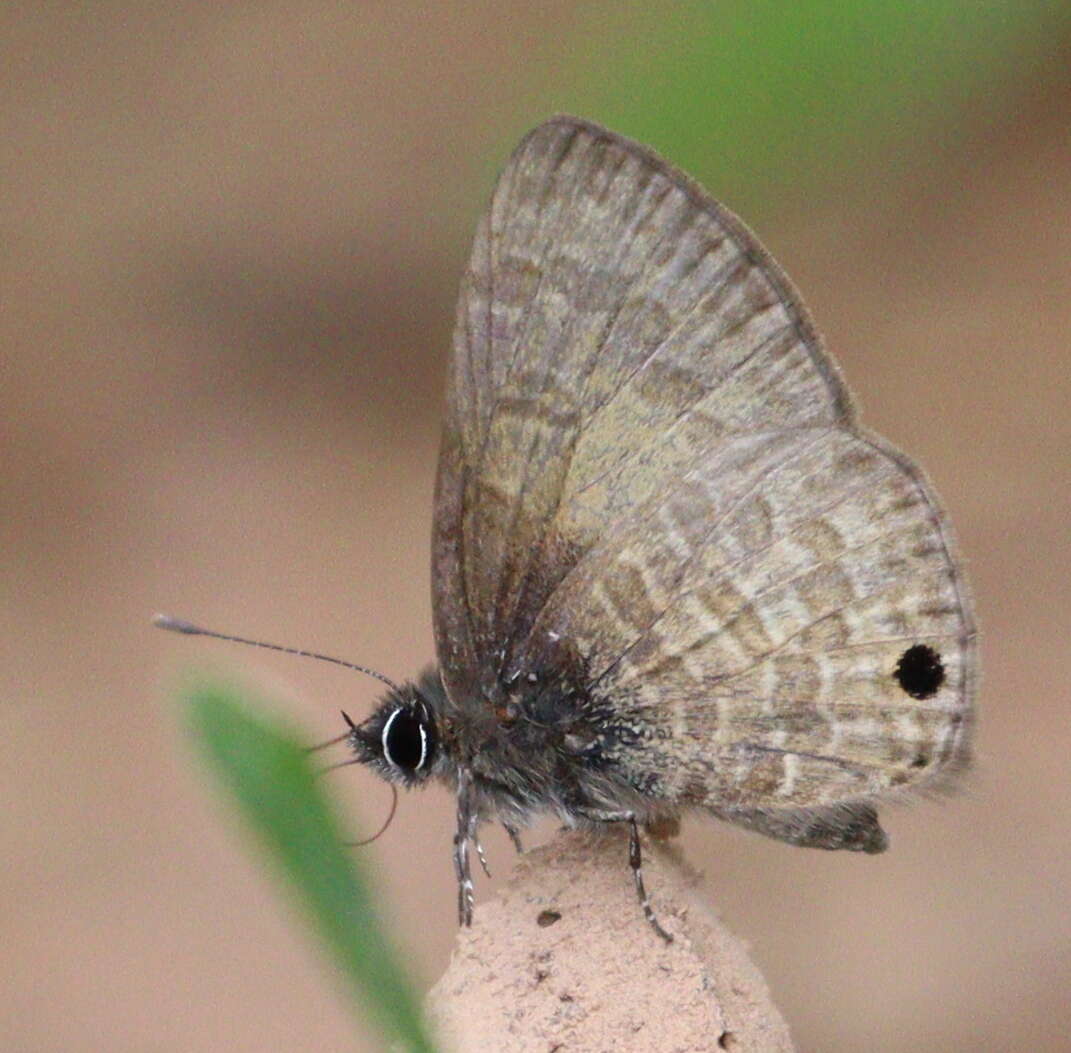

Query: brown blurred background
[{"left": 3, "top": 5, "right": 1070, "bottom": 1050}]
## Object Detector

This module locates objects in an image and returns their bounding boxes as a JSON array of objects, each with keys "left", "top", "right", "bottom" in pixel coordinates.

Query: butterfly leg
[
  {"left": 504, "top": 823, "right": 524, "bottom": 855},
  {"left": 453, "top": 830, "right": 473, "bottom": 926},
  {"left": 453, "top": 767, "right": 477, "bottom": 926},
  {"left": 473, "top": 832, "right": 492, "bottom": 878},
  {"left": 627, "top": 816, "right": 674, "bottom": 943},
  {"left": 578, "top": 808, "right": 673, "bottom": 943}
]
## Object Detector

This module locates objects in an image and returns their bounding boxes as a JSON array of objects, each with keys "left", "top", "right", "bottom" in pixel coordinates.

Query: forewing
[{"left": 433, "top": 115, "right": 852, "bottom": 706}]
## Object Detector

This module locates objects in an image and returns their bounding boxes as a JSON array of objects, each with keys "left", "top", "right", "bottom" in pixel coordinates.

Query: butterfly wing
[{"left": 432, "top": 116, "right": 975, "bottom": 822}]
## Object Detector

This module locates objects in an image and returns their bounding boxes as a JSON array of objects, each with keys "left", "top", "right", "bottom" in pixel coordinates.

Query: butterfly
[{"left": 163, "top": 116, "right": 977, "bottom": 941}]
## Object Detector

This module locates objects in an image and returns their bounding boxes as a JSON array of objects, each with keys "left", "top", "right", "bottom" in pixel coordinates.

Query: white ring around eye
[
  {"left": 381, "top": 707, "right": 428, "bottom": 772},
  {"left": 381, "top": 708, "right": 400, "bottom": 769}
]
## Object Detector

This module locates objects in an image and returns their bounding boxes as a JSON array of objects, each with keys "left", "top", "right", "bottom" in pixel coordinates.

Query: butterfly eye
[{"left": 381, "top": 706, "right": 429, "bottom": 775}]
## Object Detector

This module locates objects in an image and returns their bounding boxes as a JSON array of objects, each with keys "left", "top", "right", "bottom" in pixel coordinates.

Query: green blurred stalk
[
  {"left": 541, "top": 0, "right": 1071, "bottom": 214},
  {"left": 185, "top": 682, "right": 436, "bottom": 1053}
]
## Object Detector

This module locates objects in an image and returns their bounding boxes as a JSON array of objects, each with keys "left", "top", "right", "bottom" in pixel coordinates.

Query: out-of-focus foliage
[
  {"left": 185, "top": 683, "right": 437, "bottom": 1053},
  {"left": 541, "top": 1, "right": 1070, "bottom": 213}
]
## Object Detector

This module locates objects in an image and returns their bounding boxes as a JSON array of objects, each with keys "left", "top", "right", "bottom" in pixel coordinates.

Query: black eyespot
[
  {"left": 382, "top": 707, "right": 429, "bottom": 774},
  {"left": 894, "top": 644, "right": 945, "bottom": 700}
]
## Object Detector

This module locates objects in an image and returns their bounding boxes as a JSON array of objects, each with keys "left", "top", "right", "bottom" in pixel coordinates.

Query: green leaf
[
  {"left": 481, "top": 0, "right": 1071, "bottom": 221},
  {"left": 184, "top": 681, "right": 437, "bottom": 1053}
]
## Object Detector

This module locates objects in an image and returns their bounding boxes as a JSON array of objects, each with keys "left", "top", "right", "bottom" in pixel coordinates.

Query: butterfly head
[{"left": 344, "top": 678, "right": 443, "bottom": 788}]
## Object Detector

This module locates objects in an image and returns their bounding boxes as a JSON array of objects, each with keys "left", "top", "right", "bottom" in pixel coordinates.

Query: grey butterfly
[{"left": 165, "top": 116, "right": 978, "bottom": 940}]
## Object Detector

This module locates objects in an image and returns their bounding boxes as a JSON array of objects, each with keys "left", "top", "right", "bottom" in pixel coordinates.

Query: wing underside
[{"left": 432, "top": 116, "right": 976, "bottom": 817}]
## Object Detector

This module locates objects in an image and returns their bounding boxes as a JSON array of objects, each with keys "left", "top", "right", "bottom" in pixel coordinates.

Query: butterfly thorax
[{"left": 414, "top": 664, "right": 654, "bottom": 828}]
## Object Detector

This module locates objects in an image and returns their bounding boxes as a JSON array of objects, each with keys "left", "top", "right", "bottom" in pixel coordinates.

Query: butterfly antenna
[{"left": 152, "top": 613, "right": 401, "bottom": 692}]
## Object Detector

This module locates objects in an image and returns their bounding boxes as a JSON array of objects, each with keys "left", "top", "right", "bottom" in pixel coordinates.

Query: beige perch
[{"left": 427, "top": 829, "right": 794, "bottom": 1051}]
